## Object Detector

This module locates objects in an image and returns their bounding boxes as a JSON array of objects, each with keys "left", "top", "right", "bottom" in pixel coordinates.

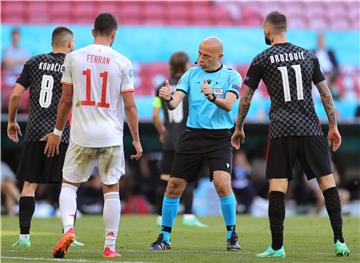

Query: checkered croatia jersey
[
  {"left": 244, "top": 42, "right": 325, "bottom": 139},
  {"left": 16, "top": 52, "right": 70, "bottom": 143}
]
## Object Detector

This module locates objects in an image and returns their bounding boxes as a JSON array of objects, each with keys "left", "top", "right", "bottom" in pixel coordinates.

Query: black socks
[
  {"left": 268, "top": 191, "right": 285, "bottom": 250},
  {"left": 323, "top": 187, "right": 344, "bottom": 243},
  {"left": 19, "top": 196, "right": 35, "bottom": 234}
]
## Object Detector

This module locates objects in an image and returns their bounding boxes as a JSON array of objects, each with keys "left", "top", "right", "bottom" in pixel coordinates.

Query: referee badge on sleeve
[
  {"left": 213, "top": 88, "right": 224, "bottom": 98},
  {"left": 232, "top": 84, "right": 240, "bottom": 91}
]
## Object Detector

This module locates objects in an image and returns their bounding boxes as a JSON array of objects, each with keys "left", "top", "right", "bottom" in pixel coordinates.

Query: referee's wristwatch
[
  {"left": 208, "top": 93, "right": 217, "bottom": 102},
  {"left": 165, "top": 96, "right": 174, "bottom": 103}
]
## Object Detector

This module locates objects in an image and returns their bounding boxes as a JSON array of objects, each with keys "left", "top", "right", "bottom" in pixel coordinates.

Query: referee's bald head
[
  {"left": 197, "top": 36, "right": 223, "bottom": 71},
  {"left": 200, "top": 36, "right": 223, "bottom": 54}
]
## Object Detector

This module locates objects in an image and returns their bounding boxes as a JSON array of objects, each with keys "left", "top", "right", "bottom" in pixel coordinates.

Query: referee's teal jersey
[{"left": 176, "top": 64, "right": 242, "bottom": 129}]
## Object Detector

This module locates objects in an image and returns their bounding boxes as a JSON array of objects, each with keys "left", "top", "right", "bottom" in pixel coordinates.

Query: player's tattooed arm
[
  {"left": 236, "top": 85, "right": 255, "bottom": 129},
  {"left": 316, "top": 80, "right": 337, "bottom": 128}
]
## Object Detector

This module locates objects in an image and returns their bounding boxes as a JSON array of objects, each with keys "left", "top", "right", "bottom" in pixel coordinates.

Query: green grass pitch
[{"left": 1, "top": 215, "right": 359, "bottom": 262}]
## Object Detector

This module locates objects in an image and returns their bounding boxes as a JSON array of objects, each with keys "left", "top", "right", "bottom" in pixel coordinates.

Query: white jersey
[{"left": 61, "top": 44, "right": 134, "bottom": 147}]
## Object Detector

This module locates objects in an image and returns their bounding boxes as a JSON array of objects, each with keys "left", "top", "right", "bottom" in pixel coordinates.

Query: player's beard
[{"left": 265, "top": 35, "right": 272, "bottom": 45}]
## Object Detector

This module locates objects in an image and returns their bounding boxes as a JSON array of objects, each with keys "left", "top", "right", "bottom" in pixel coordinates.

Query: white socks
[
  {"left": 19, "top": 234, "right": 29, "bottom": 240},
  {"left": 59, "top": 183, "right": 78, "bottom": 233},
  {"left": 183, "top": 214, "right": 196, "bottom": 220},
  {"left": 59, "top": 186, "right": 120, "bottom": 250},
  {"left": 103, "top": 192, "right": 121, "bottom": 250}
]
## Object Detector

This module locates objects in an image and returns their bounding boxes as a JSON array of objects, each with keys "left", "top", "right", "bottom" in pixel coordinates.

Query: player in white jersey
[{"left": 43, "top": 13, "right": 143, "bottom": 258}]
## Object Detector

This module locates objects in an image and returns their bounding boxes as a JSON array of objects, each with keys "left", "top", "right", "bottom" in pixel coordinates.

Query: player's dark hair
[
  {"left": 94, "top": 13, "right": 118, "bottom": 36},
  {"left": 52, "top": 27, "right": 73, "bottom": 47},
  {"left": 265, "top": 11, "right": 287, "bottom": 33},
  {"left": 169, "top": 52, "right": 189, "bottom": 78},
  {"left": 11, "top": 28, "right": 20, "bottom": 36}
]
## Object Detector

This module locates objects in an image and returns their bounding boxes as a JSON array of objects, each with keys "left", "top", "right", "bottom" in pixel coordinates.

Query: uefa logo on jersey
[
  {"left": 232, "top": 84, "right": 240, "bottom": 91},
  {"left": 213, "top": 88, "right": 224, "bottom": 98}
]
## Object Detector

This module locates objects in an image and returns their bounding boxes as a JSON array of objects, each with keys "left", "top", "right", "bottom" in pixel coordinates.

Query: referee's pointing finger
[{"left": 201, "top": 79, "right": 207, "bottom": 93}]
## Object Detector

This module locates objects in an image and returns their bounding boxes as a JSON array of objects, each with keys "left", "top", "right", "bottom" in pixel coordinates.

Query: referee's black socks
[
  {"left": 19, "top": 196, "right": 35, "bottom": 234},
  {"left": 268, "top": 191, "right": 285, "bottom": 250},
  {"left": 323, "top": 187, "right": 344, "bottom": 243}
]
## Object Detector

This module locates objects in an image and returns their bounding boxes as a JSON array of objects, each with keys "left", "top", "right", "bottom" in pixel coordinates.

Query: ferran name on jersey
[
  {"left": 86, "top": 54, "right": 110, "bottom": 65},
  {"left": 213, "top": 88, "right": 224, "bottom": 98}
]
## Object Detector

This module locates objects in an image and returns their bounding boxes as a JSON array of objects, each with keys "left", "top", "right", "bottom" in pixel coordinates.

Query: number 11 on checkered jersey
[
  {"left": 81, "top": 69, "right": 110, "bottom": 108},
  {"left": 278, "top": 64, "right": 304, "bottom": 102}
]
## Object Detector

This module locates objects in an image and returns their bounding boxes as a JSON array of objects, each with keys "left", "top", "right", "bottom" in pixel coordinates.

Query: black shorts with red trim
[
  {"left": 171, "top": 128, "right": 233, "bottom": 182},
  {"left": 266, "top": 136, "right": 332, "bottom": 180},
  {"left": 16, "top": 142, "right": 68, "bottom": 184}
]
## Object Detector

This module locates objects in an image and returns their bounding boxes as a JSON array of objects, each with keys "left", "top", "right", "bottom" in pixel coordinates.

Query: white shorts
[{"left": 62, "top": 140, "right": 125, "bottom": 185}]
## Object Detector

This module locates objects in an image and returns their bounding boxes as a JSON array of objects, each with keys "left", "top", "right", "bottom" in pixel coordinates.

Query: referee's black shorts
[
  {"left": 171, "top": 128, "right": 233, "bottom": 182},
  {"left": 266, "top": 135, "right": 332, "bottom": 180},
  {"left": 160, "top": 149, "right": 175, "bottom": 175},
  {"left": 16, "top": 141, "right": 68, "bottom": 184}
]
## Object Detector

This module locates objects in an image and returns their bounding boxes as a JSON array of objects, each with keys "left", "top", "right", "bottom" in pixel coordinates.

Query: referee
[
  {"left": 152, "top": 52, "right": 207, "bottom": 228},
  {"left": 150, "top": 36, "right": 242, "bottom": 251}
]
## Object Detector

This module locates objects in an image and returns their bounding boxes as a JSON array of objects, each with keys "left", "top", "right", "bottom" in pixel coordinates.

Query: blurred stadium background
[{"left": 1, "top": 0, "right": 359, "bottom": 219}]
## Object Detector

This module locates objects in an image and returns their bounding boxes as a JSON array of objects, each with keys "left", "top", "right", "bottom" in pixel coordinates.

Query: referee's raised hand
[
  {"left": 201, "top": 79, "right": 212, "bottom": 99},
  {"left": 159, "top": 80, "right": 171, "bottom": 101},
  {"left": 7, "top": 121, "right": 22, "bottom": 143}
]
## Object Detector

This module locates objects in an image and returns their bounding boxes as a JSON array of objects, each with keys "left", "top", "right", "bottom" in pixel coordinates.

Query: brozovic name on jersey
[{"left": 270, "top": 51, "right": 305, "bottom": 64}]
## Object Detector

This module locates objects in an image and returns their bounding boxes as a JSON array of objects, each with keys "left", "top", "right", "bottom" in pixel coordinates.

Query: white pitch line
[
  {"left": 0, "top": 256, "right": 148, "bottom": 263},
  {"left": 3, "top": 248, "right": 360, "bottom": 260},
  {"left": 134, "top": 249, "right": 250, "bottom": 254},
  {"left": 128, "top": 249, "right": 360, "bottom": 256},
  {"left": 3, "top": 249, "right": 359, "bottom": 258},
  {"left": 3, "top": 249, "right": 246, "bottom": 255},
  {"left": 1, "top": 256, "right": 89, "bottom": 262}
]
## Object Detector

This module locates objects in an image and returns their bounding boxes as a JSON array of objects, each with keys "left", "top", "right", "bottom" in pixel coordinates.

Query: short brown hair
[
  {"left": 52, "top": 27, "right": 73, "bottom": 47},
  {"left": 169, "top": 52, "right": 189, "bottom": 78},
  {"left": 264, "top": 11, "right": 287, "bottom": 33}
]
